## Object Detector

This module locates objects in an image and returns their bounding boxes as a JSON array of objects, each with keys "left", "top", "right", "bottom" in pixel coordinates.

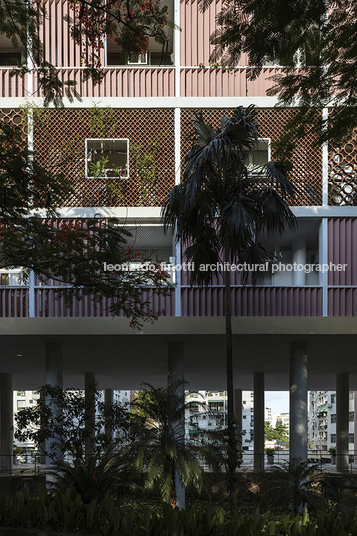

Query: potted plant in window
[
  {"left": 13, "top": 445, "right": 22, "bottom": 465},
  {"left": 266, "top": 447, "right": 275, "bottom": 465},
  {"left": 329, "top": 446, "right": 336, "bottom": 464}
]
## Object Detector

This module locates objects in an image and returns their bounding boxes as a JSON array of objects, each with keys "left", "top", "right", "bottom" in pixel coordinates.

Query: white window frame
[
  {"left": 245, "top": 138, "right": 271, "bottom": 172},
  {"left": 0, "top": 268, "right": 25, "bottom": 286},
  {"left": 127, "top": 53, "right": 149, "bottom": 65},
  {"left": 85, "top": 138, "right": 129, "bottom": 179}
]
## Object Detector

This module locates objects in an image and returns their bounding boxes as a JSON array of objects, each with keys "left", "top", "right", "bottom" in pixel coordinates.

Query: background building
[{"left": 309, "top": 391, "right": 355, "bottom": 452}]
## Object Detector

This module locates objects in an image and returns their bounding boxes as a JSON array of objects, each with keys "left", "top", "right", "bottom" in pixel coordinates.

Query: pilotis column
[
  {"left": 0, "top": 374, "right": 13, "bottom": 471},
  {"left": 45, "top": 342, "right": 63, "bottom": 467},
  {"left": 289, "top": 342, "right": 308, "bottom": 462},
  {"left": 254, "top": 373, "right": 265, "bottom": 472},
  {"left": 336, "top": 373, "right": 349, "bottom": 472}
]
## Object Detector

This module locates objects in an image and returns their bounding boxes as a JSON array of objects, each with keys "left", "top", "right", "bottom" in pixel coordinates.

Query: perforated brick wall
[
  {"left": 181, "top": 108, "right": 322, "bottom": 206},
  {"left": 33, "top": 108, "right": 175, "bottom": 207},
  {"left": 329, "top": 136, "right": 357, "bottom": 206}
]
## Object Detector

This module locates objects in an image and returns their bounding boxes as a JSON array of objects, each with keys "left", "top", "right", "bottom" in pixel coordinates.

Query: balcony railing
[
  {"left": 181, "top": 286, "right": 323, "bottom": 317},
  {"left": 180, "top": 67, "right": 278, "bottom": 97},
  {"left": 1, "top": 66, "right": 278, "bottom": 99},
  {"left": 0, "top": 69, "right": 27, "bottom": 98}
]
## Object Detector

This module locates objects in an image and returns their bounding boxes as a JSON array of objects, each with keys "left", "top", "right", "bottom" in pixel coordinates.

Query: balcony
[
  {"left": 0, "top": 67, "right": 175, "bottom": 99},
  {"left": 181, "top": 286, "right": 323, "bottom": 317},
  {"left": 180, "top": 67, "right": 278, "bottom": 98}
]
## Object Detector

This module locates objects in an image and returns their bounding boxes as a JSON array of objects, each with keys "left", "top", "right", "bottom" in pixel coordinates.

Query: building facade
[
  {"left": 309, "top": 391, "right": 356, "bottom": 453},
  {"left": 0, "top": 0, "right": 357, "bottom": 483}
]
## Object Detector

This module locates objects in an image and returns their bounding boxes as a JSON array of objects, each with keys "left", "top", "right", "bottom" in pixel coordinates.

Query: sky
[{"left": 265, "top": 391, "right": 289, "bottom": 415}]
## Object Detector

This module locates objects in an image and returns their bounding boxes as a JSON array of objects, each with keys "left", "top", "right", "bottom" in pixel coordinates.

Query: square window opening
[
  {"left": 244, "top": 138, "right": 270, "bottom": 174},
  {"left": 86, "top": 139, "right": 129, "bottom": 179}
]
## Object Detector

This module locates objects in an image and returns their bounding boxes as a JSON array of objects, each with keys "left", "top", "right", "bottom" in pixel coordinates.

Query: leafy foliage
[
  {"left": 0, "top": 0, "right": 175, "bottom": 106},
  {"left": 0, "top": 114, "right": 172, "bottom": 324},
  {"left": 203, "top": 0, "right": 357, "bottom": 147},
  {"left": 14, "top": 383, "right": 131, "bottom": 462},
  {"left": 131, "top": 382, "right": 222, "bottom": 507},
  {"left": 4, "top": 485, "right": 357, "bottom": 535},
  {"left": 47, "top": 455, "right": 140, "bottom": 503},
  {"left": 265, "top": 458, "right": 323, "bottom": 515},
  {"left": 265, "top": 421, "right": 289, "bottom": 442}
]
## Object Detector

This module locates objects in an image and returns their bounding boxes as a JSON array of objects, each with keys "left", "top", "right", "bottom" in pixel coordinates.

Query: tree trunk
[
  {"left": 224, "top": 245, "right": 237, "bottom": 513},
  {"left": 170, "top": 465, "right": 177, "bottom": 508}
]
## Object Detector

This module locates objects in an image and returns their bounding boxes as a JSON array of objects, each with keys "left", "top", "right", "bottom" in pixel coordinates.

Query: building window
[
  {"left": 244, "top": 139, "right": 270, "bottom": 173},
  {"left": 127, "top": 53, "right": 148, "bottom": 65},
  {"left": 331, "top": 434, "right": 336, "bottom": 443},
  {"left": 349, "top": 411, "right": 354, "bottom": 422},
  {"left": 85, "top": 139, "right": 129, "bottom": 179},
  {"left": 243, "top": 401, "right": 246, "bottom": 404},
  {"left": 0, "top": 269, "right": 24, "bottom": 286},
  {"left": 17, "top": 400, "right": 26, "bottom": 409},
  {"left": 243, "top": 415, "right": 246, "bottom": 419},
  {"left": 349, "top": 433, "right": 354, "bottom": 443},
  {"left": 331, "top": 394, "right": 336, "bottom": 404},
  {"left": 260, "top": 218, "right": 320, "bottom": 287},
  {"left": 17, "top": 391, "right": 25, "bottom": 396},
  {"left": 331, "top": 414, "right": 336, "bottom": 423},
  {"left": 349, "top": 392, "right": 355, "bottom": 400}
]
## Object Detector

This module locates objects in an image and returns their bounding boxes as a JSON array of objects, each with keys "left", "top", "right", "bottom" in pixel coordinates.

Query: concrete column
[
  {"left": 336, "top": 373, "right": 349, "bottom": 472},
  {"left": 167, "top": 342, "right": 185, "bottom": 509},
  {"left": 254, "top": 373, "right": 265, "bottom": 472},
  {"left": 234, "top": 389, "right": 242, "bottom": 457},
  {"left": 0, "top": 374, "right": 13, "bottom": 472},
  {"left": 39, "top": 390, "right": 46, "bottom": 464},
  {"left": 289, "top": 342, "right": 308, "bottom": 462},
  {"left": 85, "top": 373, "right": 96, "bottom": 459},
  {"left": 104, "top": 389, "right": 113, "bottom": 443},
  {"left": 45, "top": 342, "right": 63, "bottom": 466},
  {"left": 292, "top": 238, "right": 306, "bottom": 286},
  {"left": 353, "top": 391, "right": 357, "bottom": 463}
]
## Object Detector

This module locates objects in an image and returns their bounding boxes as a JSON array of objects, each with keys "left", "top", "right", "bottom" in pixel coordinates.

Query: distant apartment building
[
  {"left": 13, "top": 389, "right": 128, "bottom": 454},
  {"left": 265, "top": 407, "right": 277, "bottom": 428},
  {"left": 276, "top": 412, "right": 290, "bottom": 432},
  {"left": 309, "top": 391, "right": 355, "bottom": 451},
  {"left": 186, "top": 390, "right": 255, "bottom": 450}
]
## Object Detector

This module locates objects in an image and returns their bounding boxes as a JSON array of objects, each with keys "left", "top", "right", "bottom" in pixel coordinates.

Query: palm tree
[
  {"left": 131, "top": 382, "right": 220, "bottom": 507},
  {"left": 265, "top": 458, "right": 323, "bottom": 515},
  {"left": 162, "top": 105, "right": 296, "bottom": 512}
]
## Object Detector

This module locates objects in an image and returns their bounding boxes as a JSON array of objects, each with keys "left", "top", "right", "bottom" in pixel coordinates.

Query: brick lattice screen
[
  {"left": 0, "top": 108, "right": 26, "bottom": 131},
  {"left": 33, "top": 108, "right": 175, "bottom": 207},
  {"left": 329, "top": 135, "right": 357, "bottom": 206},
  {"left": 181, "top": 108, "right": 322, "bottom": 206}
]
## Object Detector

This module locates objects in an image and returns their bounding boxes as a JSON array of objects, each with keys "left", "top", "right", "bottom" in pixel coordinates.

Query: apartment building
[
  {"left": 309, "top": 391, "right": 356, "bottom": 452},
  {"left": 187, "top": 391, "right": 255, "bottom": 450},
  {"left": 0, "top": 0, "right": 357, "bottom": 482}
]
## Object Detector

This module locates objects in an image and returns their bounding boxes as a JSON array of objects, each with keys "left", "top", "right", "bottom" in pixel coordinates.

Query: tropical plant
[
  {"left": 203, "top": 0, "right": 357, "bottom": 149},
  {"left": 162, "top": 105, "right": 296, "bottom": 512},
  {"left": 265, "top": 458, "right": 323, "bottom": 515},
  {"left": 265, "top": 421, "right": 289, "bottom": 442},
  {"left": 131, "top": 382, "right": 221, "bottom": 508},
  {"left": 265, "top": 448, "right": 275, "bottom": 456},
  {"left": 14, "top": 383, "right": 132, "bottom": 462},
  {"left": 47, "top": 453, "right": 140, "bottom": 503}
]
